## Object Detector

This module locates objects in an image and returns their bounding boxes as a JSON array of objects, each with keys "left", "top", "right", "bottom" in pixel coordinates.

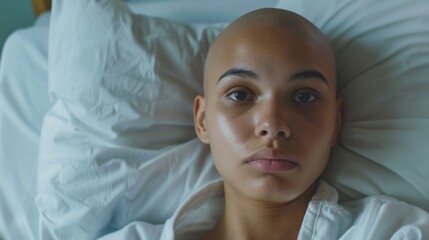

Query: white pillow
[
  {"left": 38, "top": 0, "right": 223, "bottom": 238},
  {"left": 275, "top": 0, "right": 429, "bottom": 211}
]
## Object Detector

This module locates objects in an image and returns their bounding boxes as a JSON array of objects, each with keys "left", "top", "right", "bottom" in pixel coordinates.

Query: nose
[{"left": 254, "top": 101, "right": 291, "bottom": 139}]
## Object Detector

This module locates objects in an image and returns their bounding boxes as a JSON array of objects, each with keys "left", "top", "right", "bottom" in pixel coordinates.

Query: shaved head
[{"left": 204, "top": 8, "right": 335, "bottom": 95}]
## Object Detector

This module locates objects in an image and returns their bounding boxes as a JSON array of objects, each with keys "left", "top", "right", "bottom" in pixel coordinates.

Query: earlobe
[
  {"left": 331, "top": 97, "right": 346, "bottom": 147},
  {"left": 194, "top": 95, "right": 210, "bottom": 144}
]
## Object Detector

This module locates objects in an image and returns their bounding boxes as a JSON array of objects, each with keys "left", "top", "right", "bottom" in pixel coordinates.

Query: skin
[{"left": 194, "top": 8, "right": 344, "bottom": 240}]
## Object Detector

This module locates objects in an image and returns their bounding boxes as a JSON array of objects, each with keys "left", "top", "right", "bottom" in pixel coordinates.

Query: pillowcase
[
  {"left": 276, "top": 0, "right": 429, "bottom": 211},
  {"left": 37, "top": 0, "right": 224, "bottom": 238}
]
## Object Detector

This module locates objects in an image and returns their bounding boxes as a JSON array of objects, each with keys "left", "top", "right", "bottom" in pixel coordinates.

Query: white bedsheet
[{"left": 0, "top": 13, "right": 50, "bottom": 240}]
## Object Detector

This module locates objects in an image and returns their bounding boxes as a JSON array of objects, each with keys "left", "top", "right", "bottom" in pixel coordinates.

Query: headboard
[{"left": 32, "top": 0, "right": 51, "bottom": 16}]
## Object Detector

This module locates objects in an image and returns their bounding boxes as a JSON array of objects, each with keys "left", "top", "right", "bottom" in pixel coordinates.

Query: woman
[{"left": 193, "top": 8, "right": 428, "bottom": 239}]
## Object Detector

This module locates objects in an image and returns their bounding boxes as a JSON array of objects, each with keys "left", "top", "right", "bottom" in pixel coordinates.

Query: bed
[{"left": 0, "top": 0, "right": 428, "bottom": 239}]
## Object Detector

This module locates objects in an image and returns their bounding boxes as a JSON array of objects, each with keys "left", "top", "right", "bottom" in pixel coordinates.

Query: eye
[
  {"left": 293, "top": 90, "right": 319, "bottom": 103},
  {"left": 227, "top": 90, "right": 254, "bottom": 102}
]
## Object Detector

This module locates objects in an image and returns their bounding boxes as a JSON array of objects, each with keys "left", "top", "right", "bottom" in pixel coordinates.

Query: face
[{"left": 194, "top": 24, "right": 343, "bottom": 203}]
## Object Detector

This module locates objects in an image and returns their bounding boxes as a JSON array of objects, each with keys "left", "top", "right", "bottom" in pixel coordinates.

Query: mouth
[{"left": 245, "top": 149, "right": 299, "bottom": 173}]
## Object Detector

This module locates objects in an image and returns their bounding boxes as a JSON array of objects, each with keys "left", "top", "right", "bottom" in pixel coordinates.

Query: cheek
[
  {"left": 205, "top": 104, "right": 254, "bottom": 177},
  {"left": 207, "top": 104, "right": 253, "bottom": 155},
  {"left": 294, "top": 109, "right": 337, "bottom": 160}
]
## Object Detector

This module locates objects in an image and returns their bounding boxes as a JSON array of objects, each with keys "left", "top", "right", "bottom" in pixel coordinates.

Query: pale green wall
[{"left": 0, "top": 0, "right": 35, "bottom": 55}]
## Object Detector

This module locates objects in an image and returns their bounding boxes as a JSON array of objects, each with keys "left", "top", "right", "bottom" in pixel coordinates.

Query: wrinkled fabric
[
  {"left": 100, "top": 181, "right": 429, "bottom": 239},
  {"left": 38, "top": 0, "right": 224, "bottom": 239}
]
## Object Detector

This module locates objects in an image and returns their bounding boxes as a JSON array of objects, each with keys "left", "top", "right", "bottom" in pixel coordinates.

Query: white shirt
[{"left": 100, "top": 180, "right": 429, "bottom": 239}]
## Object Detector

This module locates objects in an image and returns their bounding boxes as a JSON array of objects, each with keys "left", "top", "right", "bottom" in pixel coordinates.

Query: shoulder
[
  {"left": 168, "top": 180, "right": 224, "bottom": 240},
  {"left": 342, "top": 194, "right": 429, "bottom": 239},
  {"left": 345, "top": 194, "right": 428, "bottom": 220},
  {"left": 307, "top": 181, "right": 429, "bottom": 239}
]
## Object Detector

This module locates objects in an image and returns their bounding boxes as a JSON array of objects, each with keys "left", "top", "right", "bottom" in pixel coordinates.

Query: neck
[{"left": 204, "top": 182, "right": 316, "bottom": 240}]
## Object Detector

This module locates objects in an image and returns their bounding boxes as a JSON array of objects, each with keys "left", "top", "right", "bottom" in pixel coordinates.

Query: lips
[{"left": 245, "top": 149, "right": 299, "bottom": 173}]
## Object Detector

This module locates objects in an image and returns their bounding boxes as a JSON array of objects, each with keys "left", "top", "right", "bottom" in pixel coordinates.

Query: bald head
[
  {"left": 215, "top": 8, "right": 328, "bottom": 45},
  {"left": 204, "top": 8, "right": 335, "bottom": 95}
]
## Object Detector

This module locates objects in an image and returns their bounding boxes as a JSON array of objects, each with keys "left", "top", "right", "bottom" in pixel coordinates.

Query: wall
[{"left": 0, "top": 0, "right": 35, "bottom": 55}]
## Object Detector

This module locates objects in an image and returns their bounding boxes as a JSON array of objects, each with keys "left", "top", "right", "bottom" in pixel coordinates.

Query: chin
[{"left": 244, "top": 177, "right": 305, "bottom": 203}]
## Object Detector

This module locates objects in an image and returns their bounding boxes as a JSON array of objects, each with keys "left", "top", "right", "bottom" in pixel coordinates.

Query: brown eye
[
  {"left": 227, "top": 90, "right": 253, "bottom": 102},
  {"left": 294, "top": 91, "right": 318, "bottom": 103}
]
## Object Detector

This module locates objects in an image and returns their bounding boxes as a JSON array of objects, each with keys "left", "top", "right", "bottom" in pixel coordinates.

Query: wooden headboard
[{"left": 32, "top": 0, "right": 51, "bottom": 16}]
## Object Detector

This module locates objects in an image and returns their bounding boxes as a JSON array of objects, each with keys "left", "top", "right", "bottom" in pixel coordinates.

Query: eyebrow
[
  {"left": 217, "top": 68, "right": 258, "bottom": 83},
  {"left": 289, "top": 70, "right": 328, "bottom": 86},
  {"left": 217, "top": 67, "right": 328, "bottom": 86}
]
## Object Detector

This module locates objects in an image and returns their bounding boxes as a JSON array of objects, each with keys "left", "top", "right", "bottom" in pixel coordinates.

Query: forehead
[
  {"left": 219, "top": 25, "right": 325, "bottom": 62},
  {"left": 204, "top": 25, "right": 335, "bottom": 88}
]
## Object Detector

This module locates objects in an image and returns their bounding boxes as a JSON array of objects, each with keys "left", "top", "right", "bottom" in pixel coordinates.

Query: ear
[
  {"left": 194, "top": 95, "right": 210, "bottom": 144},
  {"left": 331, "top": 97, "right": 346, "bottom": 147}
]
